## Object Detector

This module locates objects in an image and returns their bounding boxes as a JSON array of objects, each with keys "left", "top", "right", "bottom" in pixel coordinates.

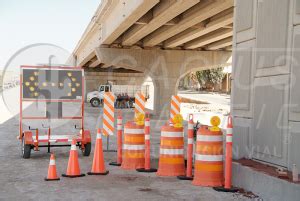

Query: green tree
[{"left": 195, "top": 67, "right": 225, "bottom": 89}]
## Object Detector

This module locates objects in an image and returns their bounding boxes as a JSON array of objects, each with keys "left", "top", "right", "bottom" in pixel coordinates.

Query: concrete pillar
[{"left": 95, "top": 47, "right": 230, "bottom": 118}]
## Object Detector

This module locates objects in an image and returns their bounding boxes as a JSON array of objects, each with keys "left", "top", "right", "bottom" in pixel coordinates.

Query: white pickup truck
[{"left": 87, "top": 84, "right": 149, "bottom": 107}]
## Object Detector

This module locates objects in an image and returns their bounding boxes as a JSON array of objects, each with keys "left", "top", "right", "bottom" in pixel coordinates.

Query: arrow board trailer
[{"left": 19, "top": 66, "right": 91, "bottom": 159}]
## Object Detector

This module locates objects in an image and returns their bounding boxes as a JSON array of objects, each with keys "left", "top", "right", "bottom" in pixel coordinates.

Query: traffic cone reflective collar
[
  {"left": 62, "top": 139, "right": 85, "bottom": 178},
  {"left": 136, "top": 116, "right": 157, "bottom": 173},
  {"left": 214, "top": 115, "right": 238, "bottom": 192},
  {"left": 88, "top": 129, "right": 109, "bottom": 175},
  {"left": 45, "top": 153, "right": 60, "bottom": 181},
  {"left": 109, "top": 114, "right": 123, "bottom": 166},
  {"left": 178, "top": 118, "right": 194, "bottom": 180}
]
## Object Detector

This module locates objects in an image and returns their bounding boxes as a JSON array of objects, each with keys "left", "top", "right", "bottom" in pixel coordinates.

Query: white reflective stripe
[
  {"left": 226, "top": 136, "right": 232, "bottom": 142},
  {"left": 71, "top": 144, "right": 77, "bottom": 151},
  {"left": 227, "top": 128, "right": 233, "bottom": 134},
  {"left": 195, "top": 154, "right": 223, "bottom": 162},
  {"left": 160, "top": 148, "right": 183, "bottom": 155},
  {"left": 197, "top": 135, "right": 223, "bottom": 142},
  {"left": 103, "top": 110, "right": 114, "bottom": 125},
  {"left": 117, "top": 125, "right": 122, "bottom": 130},
  {"left": 103, "top": 104, "right": 115, "bottom": 117},
  {"left": 135, "top": 94, "right": 145, "bottom": 108},
  {"left": 124, "top": 128, "right": 144, "bottom": 134},
  {"left": 97, "top": 133, "right": 102, "bottom": 139},
  {"left": 49, "top": 140, "right": 56, "bottom": 142},
  {"left": 117, "top": 119, "right": 122, "bottom": 124},
  {"left": 123, "top": 144, "right": 144, "bottom": 150},
  {"left": 135, "top": 102, "right": 144, "bottom": 114},
  {"left": 104, "top": 93, "right": 114, "bottom": 106},
  {"left": 161, "top": 131, "right": 183, "bottom": 138},
  {"left": 171, "top": 104, "right": 180, "bottom": 114},
  {"left": 172, "top": 96, "right": 180, "bottom": 107},
  {"left": 188, "top": 123, "right": 193, "bottom": 129},
  {"left": 188, "top": 138, "right": 193, "bottom": 144},
  {"left": 49, "top": 159, "right": 55, "bottom": 165},
  {"left": 145, "top": 121, "right": 150, "bottom": 127},
  {"left": 103, "top": 123, "right": 114, "bottom": 136},
  {"left": 145, "top": 135, "right": 150, "bottom": 140}
]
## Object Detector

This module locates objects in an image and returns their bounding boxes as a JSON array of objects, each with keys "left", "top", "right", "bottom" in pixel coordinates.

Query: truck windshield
[
  {"left": 99, "top": 86, "right": 104, "bottom": 92},
  {"left": 105, "top": 86, "right": 110, "bottom": 92}
]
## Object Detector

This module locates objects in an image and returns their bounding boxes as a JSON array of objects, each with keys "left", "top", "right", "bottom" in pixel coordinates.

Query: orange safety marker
[
  {"left": 136, "top": 113, "right": 157, "bottom": 173},
  {"left": 178, "top": 114, "right": 194, "bottom": 180},
  {"left": 134, "top": 92, "right": 145, "bottom": 117},
  {"left": 170, "top": 95, "right": 181, "bottom": 125},
  {"left": 192, "top": 117, "right": 223, "bottom": 187},
  {"left": 121, "top": 122, "right": 145, "bottom": 170},
  {"left": 214, "top": 115, "right": 238, "bottom": 192},
  {"left": 62, "top": 139, "right": 85, "bottom": 178},
  {"left": 88, "top": 129, "right": 109, "bottom": 175},
  {"left": 103, "top": 92, "right": 115, "bottom": 136},
  {"left": 45, "top": 153, "right": 60, "bottom": 181},
  {"left": 157, "top": 125, "right": 185, "bottom": 176},
  {"left": 109, "top": 112, "right": 123, "bottom": 166}
]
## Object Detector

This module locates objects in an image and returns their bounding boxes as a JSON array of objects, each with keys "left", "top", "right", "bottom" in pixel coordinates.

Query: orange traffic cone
[
  {"left": 62, "top": 139, "right": 85, "bottom": 178},
  {"left": 45, "top": 153, "right": 60, "bottom": 181},
  {"left": 87, "top": 129, "right": 109, "bottom": 175}
]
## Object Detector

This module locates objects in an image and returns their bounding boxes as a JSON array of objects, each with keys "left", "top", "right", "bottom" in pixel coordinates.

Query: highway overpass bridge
[
  {"left": 73, "top": 0, "right": 233, "bottom": 117},
  {"left": 73, "top": 0, "right": 300, "bottom": 173}
]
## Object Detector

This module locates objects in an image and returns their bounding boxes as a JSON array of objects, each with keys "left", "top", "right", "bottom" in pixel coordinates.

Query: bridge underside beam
[{"left": 95, "top": 47, "right": 231, "bottom": 117}]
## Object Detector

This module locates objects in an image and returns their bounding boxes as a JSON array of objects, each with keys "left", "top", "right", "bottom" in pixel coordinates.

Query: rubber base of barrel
[
  {"left": 213, "top": 187, "right": 239, "bottom": 193},
  {"left": 177, "top": 175, "right": 193, "bottom": 180},
  {"left": 136, "top": 168, "right": 157, "bottom": 173}
]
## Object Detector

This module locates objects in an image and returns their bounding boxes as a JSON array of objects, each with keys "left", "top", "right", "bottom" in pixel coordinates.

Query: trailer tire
[
  {"left": 82, "top": 142, "right": 91, "bottom": 156},
  {"left": 90, "top": 98, "right": 100, "bottom": 107},
  {"left": 21, "top": 137, "right": 31, "bottom": 159}
]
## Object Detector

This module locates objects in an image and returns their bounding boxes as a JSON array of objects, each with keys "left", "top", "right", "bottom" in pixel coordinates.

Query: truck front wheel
[{"left": 90, "top": 98, "right": 100, "bottom": 107}]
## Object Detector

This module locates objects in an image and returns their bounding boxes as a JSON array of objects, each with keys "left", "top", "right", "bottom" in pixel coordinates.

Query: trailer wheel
[
  {"left": 90, "top": 98, "right": 100, "bottom": 107},
  {"left": 82, "top": 142, "right": 91, "bottom": 156},
  {"left": 21, "top": 137, "right": 31, "bottom": 159}
]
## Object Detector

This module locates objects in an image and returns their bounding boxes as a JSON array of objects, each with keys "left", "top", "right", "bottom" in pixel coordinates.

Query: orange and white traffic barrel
[
  {"left": 157, "top": 125, "right": 185, "bottom": 176},
  {"left": 192, "top": 124, "right": 223, "bottom": 187},
  {"left": 121, "top": 122, "right": 145, "bottom": 170}
]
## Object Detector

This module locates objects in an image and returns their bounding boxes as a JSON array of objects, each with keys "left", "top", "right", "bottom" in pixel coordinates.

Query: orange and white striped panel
[
  {"left": 170, "top": 95, "right": 181, "bottom": 120},
  {"left": 103, "top": 92, "right": 114, "bottom": 136},
  {"left": 134, "top": 92, "right": 145, "bottom": 116}
]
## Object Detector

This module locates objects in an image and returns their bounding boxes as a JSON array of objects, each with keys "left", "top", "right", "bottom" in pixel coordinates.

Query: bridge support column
[{"left": 95, "top": 47, "right": 230, "bottom": 119}]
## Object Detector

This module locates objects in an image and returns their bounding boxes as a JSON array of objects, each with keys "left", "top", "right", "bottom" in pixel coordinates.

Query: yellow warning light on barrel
[
  {"left": 210, "top": 116, "right": 221, "bottom": 132},
  {"left": 72, "top": 88, "right": 76, "bottom": 92},
  {"left": 29, "top": 87, "right": 35, "bottom": 92},
  {"left": 67, "top": 72, "right": 72, "bottom": 77},
  {"left": 29, "top": 76, "right": 35, "bottom": 81},
  {"left": 25, "top": 82, "right": 30, "bottom": 86}
]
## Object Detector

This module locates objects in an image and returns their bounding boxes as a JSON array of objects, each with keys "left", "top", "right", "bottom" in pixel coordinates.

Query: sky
[{"left": 0, "top": 0, "right": 101, "bottom": 69}]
